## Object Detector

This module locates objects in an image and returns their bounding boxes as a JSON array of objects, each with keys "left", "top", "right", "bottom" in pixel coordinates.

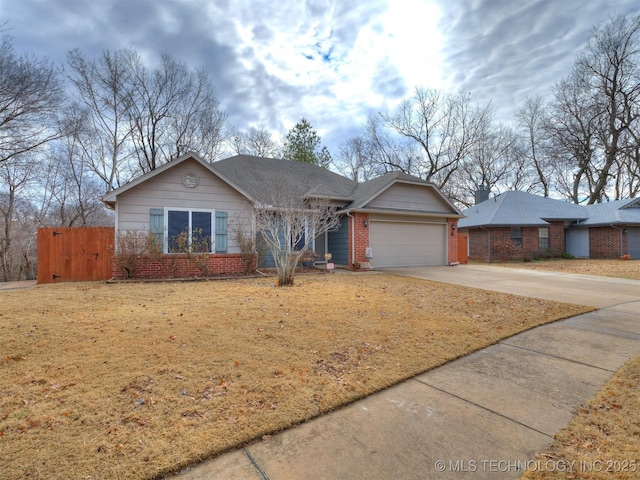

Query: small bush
[
  {"left": 531, "top": 247, "right": 572, "bottom": 261},
  {"left": 493, "top": 239, "right": 524, "bottom": 262},
  {"left": 114, "top": 231, "right": 161, "bottom": 278}
]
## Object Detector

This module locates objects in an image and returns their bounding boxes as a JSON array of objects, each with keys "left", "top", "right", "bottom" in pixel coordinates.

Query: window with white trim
[{"left": 166, "top": 209, "right": 214, "bottom": 253}]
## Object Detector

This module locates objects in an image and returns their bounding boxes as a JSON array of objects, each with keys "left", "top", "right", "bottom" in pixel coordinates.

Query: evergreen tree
[{"left": 282, "top": 118, "right": 331, "bottom": 168}]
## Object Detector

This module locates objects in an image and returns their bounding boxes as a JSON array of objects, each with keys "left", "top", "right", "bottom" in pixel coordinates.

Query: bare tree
[
  {"left": 0, "top": 35, "right": 64, "bottom": 164},
  {"left": 128, "top": 53, "right": 230, "bottom": 171},
  {"left": 516, "top": 95, "right": 553, "bottom": 197},
  {"left": 363, "top": 114, "right": 417, "bottom": 175},
  {"left": 67, "top": 48, "right": 136, "bottom": 191},
  {"left": 252, "top": 180, "right": 341, "bottom": 287},
  {"left": 379, "top": 88, "right": 492, "bottom": 189},
  {"left": 583, "top": 15, "right": 640, "bottom": 202},
  {"left": 167, "top": 67, "right": 229, "bottom": 162},
  {"left": 546, "top": 67, "right": 602, "bottom": 203},
  {"left": 230, "top": 126, "right": 280, "bottom": 158},
  {"left": 0, "top": 155, "right": 36, "bottom": 280},
  {"left": 333, "top": 135, "right": 380, "bottom": 182},
  {"left": 43, "top": 108, "right": 111, "bottom": 226},
  {"left": 451, "top": 123, "right": 526, "bottom": 206},
  {"left": 548, "top": 15, "right": 640, "bottom": 204}
]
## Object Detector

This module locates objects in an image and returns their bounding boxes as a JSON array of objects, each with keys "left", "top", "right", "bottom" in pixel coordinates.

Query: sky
[{"left": 2, "top": 0, "right": 640, "bottom": 155}]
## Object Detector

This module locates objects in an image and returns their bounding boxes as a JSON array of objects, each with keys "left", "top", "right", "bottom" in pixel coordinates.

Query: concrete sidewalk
[
  {"left": 0, "top": 280, "right": 36, "bottom": 291},
  {"left": 171, "top": 266, "right": 640, "bottom": 479}
]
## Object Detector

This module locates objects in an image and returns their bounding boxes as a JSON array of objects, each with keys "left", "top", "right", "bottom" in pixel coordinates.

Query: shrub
[
  {"left": 114, "top": 231, "right": 161, "bottom": 278},
  {"left": 231, "top": 224, "right": 257, "bottom": 274},
  {"left": 493, "top": 239, "right": 524, "bottom": 262}
]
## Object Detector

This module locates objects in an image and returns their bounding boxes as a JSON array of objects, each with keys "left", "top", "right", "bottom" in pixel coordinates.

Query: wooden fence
[
  {"left": 458, "top": 233, "right": 468, "bottom": 264},
  {"left": 37, "top": 227, "right": 115, "bottom": 284}
]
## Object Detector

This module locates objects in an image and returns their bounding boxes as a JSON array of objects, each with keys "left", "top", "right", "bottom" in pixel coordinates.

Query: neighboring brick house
[
  {"left": 102, "top": 153, "right": 463, "bottom": 279},
  {"left": 458, "top": 190, "right": 640, "bottom": 262}
]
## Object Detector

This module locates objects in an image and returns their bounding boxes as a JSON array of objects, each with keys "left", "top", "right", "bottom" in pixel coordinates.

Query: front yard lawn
[{"left": 0, "top": 274, "right": 592, "bottom": 479}]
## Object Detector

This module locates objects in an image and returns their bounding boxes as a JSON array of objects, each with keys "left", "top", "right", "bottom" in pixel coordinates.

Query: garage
[
  {"left": 628, "top": 227, "right": 640, "bottom": 259},
  {"left": 369, "top": 220, "right": 446, "bottom": 267}
]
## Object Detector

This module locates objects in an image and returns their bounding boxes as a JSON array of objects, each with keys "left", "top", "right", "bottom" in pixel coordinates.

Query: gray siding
[
  {"left": 115, "top": 158, "right": 251, "bottom": 253},
  {"left": 365, "top": 183, "right": 452, "bottom": 213},
  {"left": 628, "top": 227, "right": 640, "bottom": 259},
  {"left": 328, "top": 216, "right": 349, "bottom": 265}
]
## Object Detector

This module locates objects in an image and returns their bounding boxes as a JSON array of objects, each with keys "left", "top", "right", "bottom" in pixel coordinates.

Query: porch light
[
  {"left": 363, "top": 219, "right": 369, "bottom": 227},
  {"left": 451, "top": 224, "right": 456, "bottom": 236}
]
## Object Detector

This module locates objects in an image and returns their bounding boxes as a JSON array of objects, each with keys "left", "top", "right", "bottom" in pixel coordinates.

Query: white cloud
[{"left": 2, "top": 0, "right": 640, "bottom": 151}]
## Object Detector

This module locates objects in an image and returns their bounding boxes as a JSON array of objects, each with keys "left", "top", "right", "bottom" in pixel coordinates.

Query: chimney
[{"left": 475, "top": 185, "right": 489, "bottom": 204}]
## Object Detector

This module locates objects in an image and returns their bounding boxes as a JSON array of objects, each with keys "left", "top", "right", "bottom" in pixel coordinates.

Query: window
[
  {"left": 166, "top": 209, "right": 214, "bottom": 253},
  {"left": 539, "top": 227, "right": 550, "bottom": 249},
  {"left": 510, "top": 227, "right": 522, "bottom": 247}
]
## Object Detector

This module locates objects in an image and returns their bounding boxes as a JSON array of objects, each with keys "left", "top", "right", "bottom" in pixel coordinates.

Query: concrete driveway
[
  {"left": 384, "top": 264, "right": 640, "bottom": 309},
  {"left": 173, "top": 265, "right": 640, "bottom": 480}
]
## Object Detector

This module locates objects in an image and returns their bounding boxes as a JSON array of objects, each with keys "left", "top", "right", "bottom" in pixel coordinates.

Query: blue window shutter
[
  {"left": 150, "top": 208, "right": 164, "bottom": 249},
  {"left": 215, "top": 211, "right": 228, "bottom": 253}
]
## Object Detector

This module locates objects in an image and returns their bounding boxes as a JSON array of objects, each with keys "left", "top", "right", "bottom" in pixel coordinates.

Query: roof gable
[
  {"left": 347, "top": 172, "right": 462, "bottom": 216},
  {"left": 101, "top": 152, "right": 251, "bottom": 208}
]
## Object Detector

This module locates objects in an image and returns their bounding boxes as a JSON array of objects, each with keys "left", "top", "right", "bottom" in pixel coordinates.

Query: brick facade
[
  {"left": 589, "top": 226, "right": 625, "bottom": 258},
  {"left": 112, "top": 253, "right": 253, "bottom": 280},
  {"left": 448, "top": 218, "right": 459, "bottom": 264},
  {"left": 348, "top": 212, "right": 371, "bottom": 269},
  {"left": 465, "top": 223, "right": 566, "bottom": 262},
  {"left": 464, "top": 223, "right": 631, "bottom": 262}
]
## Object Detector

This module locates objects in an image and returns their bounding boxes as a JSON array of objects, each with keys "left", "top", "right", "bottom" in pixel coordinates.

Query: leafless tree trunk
[
  {"left": 379, "top": 88, "right": 492, "bottom": 190},
  {"left": 252, "top": 180, "right": 341, "bottom": 287},
  {"left": 517, "top": 95, "right": 552, "bottom": 197},
  {"left": 333, "top": 135, "right": 381, "bottom": 182},
  {"left": 580, "top": 15, "right": 640, "bottom": 203},
  {"left": 230, "top": 126, "right": 280, "bottom": 158},
  {"left": 0, "top": 156, "right": 35, "bottom": 280},
  {"left": 168, "top": 68, "right": 229, "bottom": 162},
  {"left": 545, "top": 72, "right": 600, "bottom": 204},
  {"left": 0, "top": 35, "right": 64, "bottom": 165},
  {"left": 128, "top": 53, "right": 230, "bottom": 171},
  {"left": 451, "top": 123, "right": 526, "bottom": 206},
  {"left": 67, "top": 48, "right": 136, "bottom": 192}
]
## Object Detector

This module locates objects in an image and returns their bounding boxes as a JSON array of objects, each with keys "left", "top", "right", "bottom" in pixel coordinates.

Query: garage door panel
[{"left": 370, "top": 221, "right": 445, "bottom": 267}]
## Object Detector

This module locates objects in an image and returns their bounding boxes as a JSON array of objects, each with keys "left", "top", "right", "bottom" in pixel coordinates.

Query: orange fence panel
[
  {"left": 458, "top": 233, "right": 468, "bottom": 264},
  {"left": 37, "top": 227, "right": 114, "bottom": 284}
]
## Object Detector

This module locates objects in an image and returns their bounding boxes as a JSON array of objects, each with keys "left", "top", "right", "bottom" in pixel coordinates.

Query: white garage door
[{"left": 369, "top": 221, "right": 446, "bottom": 267}]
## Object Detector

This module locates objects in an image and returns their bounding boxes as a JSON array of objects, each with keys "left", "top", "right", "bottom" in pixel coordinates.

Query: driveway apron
[{"left": 173, "top": 265, "right": 640, "bottom": 480}]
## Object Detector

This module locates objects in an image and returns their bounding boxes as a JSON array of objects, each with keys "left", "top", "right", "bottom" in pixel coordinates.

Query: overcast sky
[{"left": 3, "top": 0, "right": 640, "bottom": 154}]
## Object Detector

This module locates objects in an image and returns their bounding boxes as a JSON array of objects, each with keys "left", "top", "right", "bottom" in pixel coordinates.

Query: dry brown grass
[
  {"left": 0, "top": 274, "right": 592, "bottom": 479},
  {"left": 495, "top": 258, "right": 640, "bottom": 280},
  {"left": 522, "top": 354, "right": 640, "bottom": 480}
]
